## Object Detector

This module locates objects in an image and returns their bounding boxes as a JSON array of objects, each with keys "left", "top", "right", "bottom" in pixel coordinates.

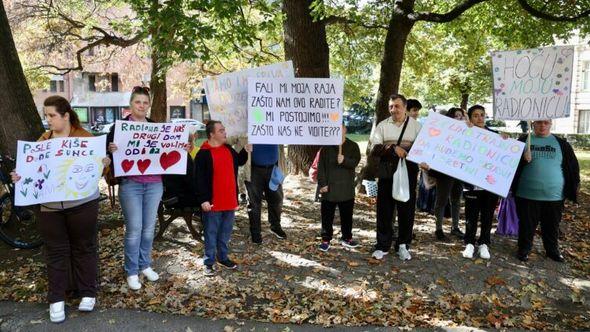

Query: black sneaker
[
  {"left": 547, "top": 252, "right": 565, "bottom": 263},
  {"left": 252, "top": 234, "right": 262, "bottom": 245},
  {"left": 270, "top": 228, "right": 287, "bottom": 239},
  {"left": 341, "top": 239, "right": 359, "bottom": 248},
  {"left": 451, "top": 228, "right": 464, "bottom": 238},
  {"left": 218, "top": 259, "right": 238, "bottom": 269},
  {"left": 517, "top": 252, "right": 529, "bottom": 262},
  {"left": 318, "top": 241, "right": 330, "bottom": 252},
  {"left": 204, "top": 265, "right": 215, "bottom": 276},
  {"left": 435, "top": 230, "right": 447, "bottom": 241}
]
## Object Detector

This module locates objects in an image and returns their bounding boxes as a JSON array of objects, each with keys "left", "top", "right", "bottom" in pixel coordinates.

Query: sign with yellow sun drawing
[
  {"left": 407, "top": 112, "right": 525, "bottom": 198},
  {"left": 203, "top": 61, "right": 294, "bottom": 138},
  {"left": 14, "top": 135, "right": 106, "bottom": 206},
  {"left": 247, "top": 77, "right": 344, "bottom": 145}
]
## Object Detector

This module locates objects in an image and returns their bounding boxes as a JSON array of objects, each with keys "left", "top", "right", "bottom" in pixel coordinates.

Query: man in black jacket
[
  {"left": 512, "top": 119, "right": 580, "bottom": 262},
  {"left": 194, "top": 121, "right": 251, "bottom": 276}
]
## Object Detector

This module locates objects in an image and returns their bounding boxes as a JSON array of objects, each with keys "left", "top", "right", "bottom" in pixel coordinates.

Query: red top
[{"left": 204, "top": 142, "right": 237, "bottom": 211}]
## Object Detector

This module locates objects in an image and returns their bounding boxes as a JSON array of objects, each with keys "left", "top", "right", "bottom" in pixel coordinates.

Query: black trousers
[
  {"left": 515, "top": 197, "right": 563, "bottom": 256},
  {"left": 38, "top": 199, "right": 99, "bottom": 303},
  {"left": 375, "top": 162, "right": 418, "bottom": 251},
  {"left": 464, "top": 190, "right": 498, "bottom": 245},
  {"left": 245, "top": 165, "right": 283, "bottom": 239},
  {"left": 321, "top": 199, "right": 354, "bottom": 242}
]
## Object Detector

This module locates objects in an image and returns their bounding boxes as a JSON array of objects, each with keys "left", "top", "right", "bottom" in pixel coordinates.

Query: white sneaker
[
  {"left": 141, "top": 267, "right": 159, "bottom": 281},
  {"left": 478, "top": 244, "right": 491, "bottom": 260},
  {"left": 398, "top": 244, "right": 412, "bottom": 261},
  {"left": 462, "top": 244, "right": 475, "bottom": 259},
  {"left": 49, "top": 301, "right": 65, "bottom": 323},
  {"left": 371, "top": 250, "right": 388, "bottom": 260},
  {"left": 127, "top": 275, "right": 142, "bottom": 290},
  {"left": 78, "top": 297, "right": 96, "bottom": 312}
]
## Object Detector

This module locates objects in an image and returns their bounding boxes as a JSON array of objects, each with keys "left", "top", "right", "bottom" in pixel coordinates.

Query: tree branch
[
  {"left": 323, "top": 15, "right": 389, "bottom": 30},
  {"left": 410, "top": 0, "right": 487, "bottom": 23},
  {"left": 517, "top": 0, "right": 590, "bottom": 22}
]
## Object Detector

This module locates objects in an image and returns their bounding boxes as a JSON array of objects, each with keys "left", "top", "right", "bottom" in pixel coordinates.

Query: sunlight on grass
[{"left": 576, "top": 151, "right": 590, "bottom": 184}]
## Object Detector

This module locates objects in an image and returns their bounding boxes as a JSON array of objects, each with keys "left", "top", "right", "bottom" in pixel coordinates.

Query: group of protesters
[{"left": 10, "top": 87, "right": 580, "bottom": 323}]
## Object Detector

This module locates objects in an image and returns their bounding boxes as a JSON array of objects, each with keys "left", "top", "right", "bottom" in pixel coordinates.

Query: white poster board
[
  {"left": 112, "top": 120, "right": 189, "bottom": 176},
  {"left": 492, "top": 46, "right": 574, "bottom": 120},
  {"left": 407, "top": 112, "right": 525, "bottom": 197},
  {"left": 247, "top": 77, "right": 344, "bottom": 145},
  {"left": 203, "top": 61, "right": 294, "bottom": 137},
  {"left": 15, "top": 135, "right": 106, "bottom": 206}
]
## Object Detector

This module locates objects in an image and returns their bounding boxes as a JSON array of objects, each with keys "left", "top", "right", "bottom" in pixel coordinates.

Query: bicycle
[{"left": 0, "top": 154, "right": 43, "bottom": 249}]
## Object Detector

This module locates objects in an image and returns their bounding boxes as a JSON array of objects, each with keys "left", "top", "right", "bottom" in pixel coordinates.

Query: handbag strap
[{"left": 396, "top": 116, "right": 410, "bottom": 146}]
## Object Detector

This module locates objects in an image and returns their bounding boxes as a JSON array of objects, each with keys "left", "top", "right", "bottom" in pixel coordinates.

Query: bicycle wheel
[{"left": 0, "top": 193, "right": 43, "bottom": 249}]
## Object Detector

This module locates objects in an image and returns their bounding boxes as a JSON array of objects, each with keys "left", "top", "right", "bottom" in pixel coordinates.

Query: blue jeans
[
  {"left": 202, "top": 211, "right": 235, "bottom": 266},
  {"left": 119, "top": 179, "right": 163, "bottom": 276}
]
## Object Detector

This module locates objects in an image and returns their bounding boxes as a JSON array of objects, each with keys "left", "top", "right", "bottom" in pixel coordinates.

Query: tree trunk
[
  {"left": 282, "top": 0, "right": 330, "bottom": 175},
  {"left": 0, "top": 1, "right": 44, "bottom": 159},
  {"left": 149, "top": 47, "right": 168, "bottom": 122},
  {"left": 360, "top": 0, "right": 414, "bottom": 182},
  {"left": 460, "top": 92, "right": 469, "bottom": 110}
]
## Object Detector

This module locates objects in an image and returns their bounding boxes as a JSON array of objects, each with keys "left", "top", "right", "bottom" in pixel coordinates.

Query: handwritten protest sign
[
  {"left": 112, "top": 120, "right": 189, "bottom": 176},
  {"left": 407, "top": 112, "right": 525, "bottom": 197},
  {"left": 203, "top": 61, "right": 294, "bottom": 137},
  {"left": 15, "top": 136, "right": 106, "bottom": 206},
  {"left": 247, "top": 77, "right": 344, "bottom": 145},
  {"left": 492, "top": 46, "right": 574, "bottom": 120}
]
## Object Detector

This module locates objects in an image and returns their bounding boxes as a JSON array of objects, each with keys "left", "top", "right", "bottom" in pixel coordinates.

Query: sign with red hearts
[
  {"left": 407, "top": 112, "right": 525, "bottom": 198},
  {"left": 112, "top": 120, "right": 189, "bottom": 176}
]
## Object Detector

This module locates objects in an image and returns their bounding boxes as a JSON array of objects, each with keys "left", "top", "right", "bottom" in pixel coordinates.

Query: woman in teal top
[{"left": 512, "top": 119, "right": 580, "bottom": 262}]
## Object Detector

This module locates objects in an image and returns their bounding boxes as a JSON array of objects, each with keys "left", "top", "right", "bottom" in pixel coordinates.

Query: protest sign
[
  {"left": 112, "top": 120, "right": 189, "bottom": 176},
  {"left": 247, "top": 77, "right": 344, "bottom": 145},
  {"left": 15, "top": 135, "right": 106, "bottom": 206},
  {"left": 492, "top": 46, "right": 574, "bottom": 120},
  {"left": 203, "top": 61, "right": 294, "bottom": 137},
  {"left": 407, "top": 112, "right": 525, "bottom": 197}
]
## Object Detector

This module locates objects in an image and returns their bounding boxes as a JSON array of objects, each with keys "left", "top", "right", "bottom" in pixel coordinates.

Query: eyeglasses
[{"left": 132, "top": 86, "right": 150, "bottom": 93}]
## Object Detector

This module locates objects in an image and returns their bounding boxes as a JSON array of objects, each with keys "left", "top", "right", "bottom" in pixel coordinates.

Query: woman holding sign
[
  {"left": 107, "top": 86, "right": 163, "bottom": 291},
  {"left": 11, "top": 96, "right": 109, "bottom": 323}
]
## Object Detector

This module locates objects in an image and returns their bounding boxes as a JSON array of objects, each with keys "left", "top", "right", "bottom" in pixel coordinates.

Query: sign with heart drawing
[
  {"left": 407, "top": 112, "right": 525, "bottom": 198},
  {"left": 247, "top": 77, "right": 344, "bottom": 145},
  {"left": 112, "top": 120, "right": 189, "bottom": 176}
]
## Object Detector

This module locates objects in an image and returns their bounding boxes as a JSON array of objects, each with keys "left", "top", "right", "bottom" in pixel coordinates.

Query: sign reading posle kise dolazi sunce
[
  {"left": 492, "top": 45, "right": 574, "bottom": 120},
  {"left": 247, "top": 77, "right": 344, "bottom": 145}
]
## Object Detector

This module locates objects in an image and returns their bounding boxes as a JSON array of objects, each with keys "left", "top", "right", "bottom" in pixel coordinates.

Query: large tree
[
  {"left": 0, "top": 1, "right": 44, "bottom": 158},
  {"left": 283, "top": 0, "right": 330, "bottom": 175}
]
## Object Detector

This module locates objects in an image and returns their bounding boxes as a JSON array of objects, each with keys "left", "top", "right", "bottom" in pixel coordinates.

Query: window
[
  {"left": 579, "top": 110, "right": 590, "bottom": 134},
  {"left": 59, "top": 80, "right": 64, "bottom": 92},
  {"left": 111, "top": 74, "right": 119, "bottom": 92},
  {"left": 583, "top": 61, "right": 590, "bottom": 92},
  {"left": 73, "top": 108, "right": 89, "bottom": 123},
  {"left": 170, "top": 106, "right": 186, "bottom": 119},
  {"left": 88, "top": 74, "right": 96, "bottom": 92},
  {"left": 50, "top": 80, "right": 57, "bottom": 92}
]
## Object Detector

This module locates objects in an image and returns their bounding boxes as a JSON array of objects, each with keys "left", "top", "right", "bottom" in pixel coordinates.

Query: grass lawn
[
  {"left": 577, "top": 150, "right": 590, "bottom": 184},
  {"left": 347, "top": 133, "right": 370, "bottom": 154}
]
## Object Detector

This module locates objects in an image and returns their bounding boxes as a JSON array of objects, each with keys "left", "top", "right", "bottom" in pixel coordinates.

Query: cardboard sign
[
  {"left": 407, "top": 112, "right": 525, "bottom": 197},
  {"left": 247, "top": 77, "right": 344, "bottom": 145},
  {"left": 492, "top": 46, "right": 574, "bottom": 120},
  {"left": 15, "top": 135, "right": 106, "bottom": 206},
  {"left": 112, "top": 120, "right": 189, "bottom": 176},
  {"left": 203, "top": 61, "right": 294, "bottom": 137}
]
